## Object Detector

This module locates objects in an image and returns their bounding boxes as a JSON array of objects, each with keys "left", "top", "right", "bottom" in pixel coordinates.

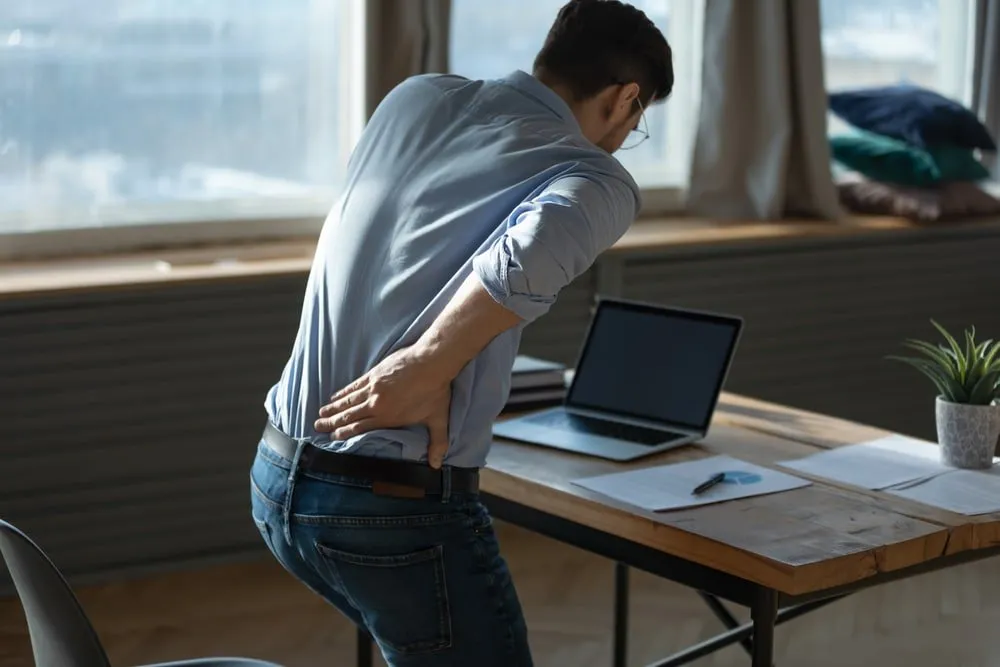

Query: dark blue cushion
[{"left": 829, "top": 85, "right": 997, "bottom": 151}]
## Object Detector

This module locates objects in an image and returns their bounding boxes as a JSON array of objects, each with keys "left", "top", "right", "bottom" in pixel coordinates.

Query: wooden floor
[{"left": 2, "top": 522, "right": 999, "bottom": 667}]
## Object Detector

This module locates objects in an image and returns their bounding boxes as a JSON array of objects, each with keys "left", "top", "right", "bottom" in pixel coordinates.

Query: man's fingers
[
  {"left": 313, "top": 415, "right": 336, "bottom": 433},
  {"left": 425, "top": 403, "right": 451, "bottom": 470},
  {"left": 332, "top": 417, "right": 380, "bottom": 441},
  {"left": 315, "top": 401, "right": 372, "bottom": 432},
  {"left": 330, "top": 376, "right": 368, "bottom": 402},
  {"left": 318, "top": 387, "right": 368, "bottom": 418}
]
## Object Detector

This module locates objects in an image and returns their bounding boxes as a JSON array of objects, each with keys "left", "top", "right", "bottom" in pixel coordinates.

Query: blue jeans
[{"left": 249, "top": 442, "right": 533, "bottom": 666}]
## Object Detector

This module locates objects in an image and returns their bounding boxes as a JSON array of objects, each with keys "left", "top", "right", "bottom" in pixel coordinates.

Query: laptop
[{"left": 493, "top": 298, "right": 744, "bottom": 461}]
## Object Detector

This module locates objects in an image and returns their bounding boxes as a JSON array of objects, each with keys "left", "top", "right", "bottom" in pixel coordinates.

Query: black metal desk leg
[
  {"left": 698, "top": 591, "right": 754, "bottom": 656},
  {"left": 357, "top": 627, "right": 373, "bottom": 667},
  {"left": 750, "top": 588, "right": 777, "bottom": 667},
  {"left": 614, "top": 562, "right": 629, "bottom": 667}
]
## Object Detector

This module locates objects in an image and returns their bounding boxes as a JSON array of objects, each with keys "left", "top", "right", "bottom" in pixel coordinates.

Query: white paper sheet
[
  {"left": 777, "top": 435, "right": 953, "bottom": 490},
  {"left": 571, "top": 455, "right": 811, "bottom": 512},
  {"left": 887, "top": 465, "right": 1000, "bottom": 515}
]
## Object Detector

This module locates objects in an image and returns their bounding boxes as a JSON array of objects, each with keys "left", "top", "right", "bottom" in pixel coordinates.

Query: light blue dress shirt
[{"left": 265, "top": 70, "right": 640, "bottom": 468}]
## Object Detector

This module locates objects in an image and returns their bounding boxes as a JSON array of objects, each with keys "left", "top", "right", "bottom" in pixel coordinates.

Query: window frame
[
  {"left": 554, "top": 0, "right": 700, "bottom": 218},
  {"left": 939, "top": 0, "right": 977, "bottom": 105},
  {"left": 820, "top": 0, "right": 977, "bottom": 106},
  {"left": 0, "top": 0, "right": 367, "bottom": 262},
  {"left": 1, "top": 0, "right": 704, "bottom": 261},
  {"left": 632, "top": 0, "right": 704, "bottom": 218}
]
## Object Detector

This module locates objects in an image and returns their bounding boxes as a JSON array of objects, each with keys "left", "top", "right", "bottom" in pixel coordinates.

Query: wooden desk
[{"left": 475, "top": 393, "right": 1000, "bottom": 667}]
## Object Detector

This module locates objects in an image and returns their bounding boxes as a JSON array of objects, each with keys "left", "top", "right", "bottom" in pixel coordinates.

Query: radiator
[{"left": 0, "top": 277, "right": 305, "bottom": 583}]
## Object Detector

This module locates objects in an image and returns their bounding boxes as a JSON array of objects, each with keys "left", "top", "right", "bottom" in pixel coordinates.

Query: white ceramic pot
[{"left": 935, "top": 397, "right": 1000, "bottom": 469}]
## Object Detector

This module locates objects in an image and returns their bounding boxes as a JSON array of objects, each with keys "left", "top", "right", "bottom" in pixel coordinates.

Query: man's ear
[
  {"left": 612, "top": 82, "right": 640, "bottom": 121},
  {"left": 622, "top": 82, "right": 640, "bottom": 107}
]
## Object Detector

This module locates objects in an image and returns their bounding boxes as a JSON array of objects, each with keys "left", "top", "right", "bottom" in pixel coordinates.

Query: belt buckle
[{"left": 372, "top": 480, "right": 426, "bottom": 499}]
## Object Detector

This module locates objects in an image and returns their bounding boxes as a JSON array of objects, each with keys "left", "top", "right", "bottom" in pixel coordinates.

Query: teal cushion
[
  {"left": 830, "top": 132, "right": 990, "bottom": 186},
  {"left": 830, "top": 132, "right": 940, "bottom": 187},
  {"left": 927, "top": 144, "right": 991, "bottom": 182}
]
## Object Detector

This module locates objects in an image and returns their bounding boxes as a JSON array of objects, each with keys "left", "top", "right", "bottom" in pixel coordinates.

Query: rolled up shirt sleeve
[{"left": 473, "top": 172, "right": 639, "bottom": 323}]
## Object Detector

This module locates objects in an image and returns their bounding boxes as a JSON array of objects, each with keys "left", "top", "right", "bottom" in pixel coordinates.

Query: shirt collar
[{"left": 500, "top": 70, "right": 582, "bottom": 133}]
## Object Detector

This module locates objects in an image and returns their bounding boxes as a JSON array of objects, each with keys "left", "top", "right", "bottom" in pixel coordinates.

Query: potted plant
[{"left": 889, "top": 320, "right": 1000, "bottom": 469}]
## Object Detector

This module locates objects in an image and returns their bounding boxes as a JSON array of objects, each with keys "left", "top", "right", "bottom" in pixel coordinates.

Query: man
[{"left": 249, "top": 1, "right": 673, "bottom": 664}]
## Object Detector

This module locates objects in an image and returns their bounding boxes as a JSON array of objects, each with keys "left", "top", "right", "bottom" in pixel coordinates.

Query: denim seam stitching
[
  {"left": 472, "top": 517, "right": 524, "bottom": 664},
  {"left": 315, "top": 543, "right": 443, "bottom": 566},
  {"left": 250, "top": 475, "right": 283, "bottom": 511},
  {"left": 258, "top": 443, "right": 292, "bottom": 468},
  {"left": 250, "top": 515, "right": 278, "bottom": 555},
  {"left": 434, "top": 545, "right": 453, "bottom": 650},
  {"left": 293, "top": 513, "right": 467, "bottom": 528},
  {"left": 251, "top": 474, "right": 470, "bottom": 527}
]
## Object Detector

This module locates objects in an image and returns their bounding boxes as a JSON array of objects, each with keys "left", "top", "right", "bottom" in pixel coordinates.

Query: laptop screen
[{"left": 565, "top": 300, "right": 742, "bottom": 431}]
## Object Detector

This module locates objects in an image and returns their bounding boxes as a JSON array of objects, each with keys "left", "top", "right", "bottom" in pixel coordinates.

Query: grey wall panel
[
  {"left": 620, "top": 234, "right": 1000, "bottom": 440},
  {"left": 0, "top": 277, "right": 307, "bottom": 583}
]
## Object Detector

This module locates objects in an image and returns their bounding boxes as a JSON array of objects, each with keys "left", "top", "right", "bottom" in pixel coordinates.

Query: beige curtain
[
  {"left": 686, "top": 0, "right": 843, "bottom": 220},
  {"left": 973, "top": 0, "right": 999, "bottom": 178},
  {"left": 365, "top": 0, "right": 452, "bottom": 118}
]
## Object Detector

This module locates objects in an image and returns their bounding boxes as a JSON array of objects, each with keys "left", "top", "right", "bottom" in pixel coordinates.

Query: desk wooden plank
[
  {"left": 715, "top": 393, "right": 884, "bottom": 449},
  {"left": 713, "top": 393, "right": 1000, "bottom": 553},
  {"left": 483, "top": 422, "right": 949, "bottom": 596}
]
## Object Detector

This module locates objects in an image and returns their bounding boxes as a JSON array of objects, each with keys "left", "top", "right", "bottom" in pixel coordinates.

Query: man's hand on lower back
[
  {"left": 314, "top": 273, "right": 524, "bottom": 469},
  {"left": 314, "top": 345, "right": 453, "bottom": 468}
]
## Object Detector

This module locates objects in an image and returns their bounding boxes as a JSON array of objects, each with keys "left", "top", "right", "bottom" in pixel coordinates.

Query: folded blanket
[{"left": 836, "top": 174, "right": 1000, "bottom": 223}]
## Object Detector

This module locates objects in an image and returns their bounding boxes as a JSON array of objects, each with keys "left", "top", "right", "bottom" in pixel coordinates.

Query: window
[
  {"left": 0, "top": 0, "right": 364, "bottom": 247},
  {"left": 449, "top": 0, "right": 704, "bottom": 199},
  {"left": 821, "top": 0, "right": 977, "bottom": 132}
]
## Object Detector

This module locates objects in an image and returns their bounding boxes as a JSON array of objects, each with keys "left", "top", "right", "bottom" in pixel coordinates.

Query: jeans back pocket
[{"left": 314, "top": 542, "right": 452, "bottom": 655}]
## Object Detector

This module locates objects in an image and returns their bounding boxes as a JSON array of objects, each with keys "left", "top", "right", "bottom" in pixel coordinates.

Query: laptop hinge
[{"left": 564, "top": 406, "right": 699, "bottom": 435}]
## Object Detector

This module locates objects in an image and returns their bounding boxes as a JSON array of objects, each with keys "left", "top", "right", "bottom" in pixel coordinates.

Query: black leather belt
[{"left": 261, "top": 421, "right": 479, "bottom": 498}]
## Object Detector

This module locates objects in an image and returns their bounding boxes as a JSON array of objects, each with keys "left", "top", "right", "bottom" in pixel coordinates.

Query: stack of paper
[
  {"left": 572, "top": 455, "right": 811, "bottom": 512},
  {"left": 778, "top": 435, "right": 951, "bottom": 490},
  {"left": 505, "top": 355, "right": 567, "bottom": 411},
  {"left": 887, "top": 466, "right": 1000, "bottom": 515},
  {"left": 510, "top": 356, "right": 566, "bottom": 390},
  {"left": 778, "top": 434, "right": 1000, "bottom": 516}
]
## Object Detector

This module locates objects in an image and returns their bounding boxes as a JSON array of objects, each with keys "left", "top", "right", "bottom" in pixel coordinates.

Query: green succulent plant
[{"left": 889, "top": 320, "right": 1000, "bottom": 406}]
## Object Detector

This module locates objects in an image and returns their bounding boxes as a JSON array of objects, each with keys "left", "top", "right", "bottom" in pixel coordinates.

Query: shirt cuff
[{"left": 472, "top": 243, "right": 555, "bottom": 323}]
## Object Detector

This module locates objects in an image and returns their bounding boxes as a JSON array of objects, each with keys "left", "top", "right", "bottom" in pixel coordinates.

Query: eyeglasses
[{"left": 619, "top": 96, "right": 649, "bottom": 151}]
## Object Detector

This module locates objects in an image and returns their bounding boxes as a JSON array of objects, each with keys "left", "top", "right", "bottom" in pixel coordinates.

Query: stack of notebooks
[{"left": 504, "top": 355, "right": 568, "bottom": 412}]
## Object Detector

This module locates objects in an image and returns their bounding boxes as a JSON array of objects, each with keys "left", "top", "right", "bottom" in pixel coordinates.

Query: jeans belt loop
[
  {"left": 282, "top": 440, "right": 307, "bottom": 546},
  {"left": 441, "top": 465, "right": 452, "bottom": 504}
]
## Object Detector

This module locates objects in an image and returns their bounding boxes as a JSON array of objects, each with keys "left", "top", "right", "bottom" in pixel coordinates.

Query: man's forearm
[
  {"left": 411, "top": 273, "right": 524, "bottom": 382},
  {"left": 404, "top": 174, "right": 635, "bottom": 384}
]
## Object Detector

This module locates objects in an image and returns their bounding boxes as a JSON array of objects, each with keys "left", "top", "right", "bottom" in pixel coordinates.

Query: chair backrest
[{"left": 0, "top": 519, "right": 112, "bottom": 667}]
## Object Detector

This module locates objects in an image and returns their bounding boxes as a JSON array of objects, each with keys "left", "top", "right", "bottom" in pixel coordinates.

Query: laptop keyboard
[{"left": 529, "top": 411, "right": 686, "bottom": 446}]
